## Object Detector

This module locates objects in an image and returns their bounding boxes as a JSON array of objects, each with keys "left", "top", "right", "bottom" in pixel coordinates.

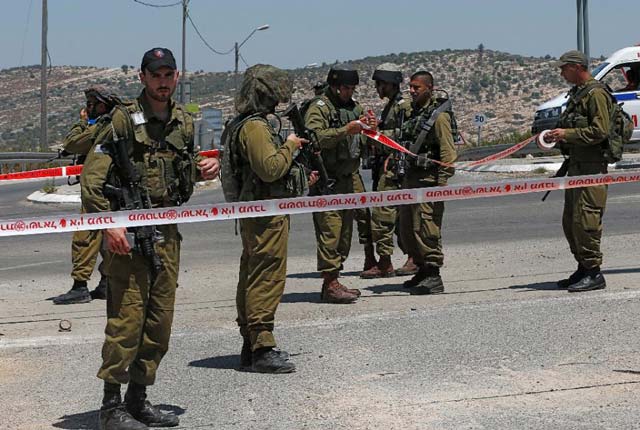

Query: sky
[{"left": 1, "top": 0, "right": 638, "bottom": 73}]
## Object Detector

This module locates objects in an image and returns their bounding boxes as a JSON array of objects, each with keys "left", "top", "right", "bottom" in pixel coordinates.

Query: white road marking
[{"left": 0, "top": 260, "right": 65, "bottom": 272}]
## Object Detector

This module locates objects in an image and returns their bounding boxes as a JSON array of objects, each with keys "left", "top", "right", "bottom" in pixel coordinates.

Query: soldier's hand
[
  {"left": 287, "top": 133, "right": 309, "bottom": 149},
  {"left": 105, "top": 227, "right": 131, "bottom": 255},
  {"left": 345, "top": 120, "right": 363, "bottom": 135},
  {"left": 546, "top": 128, "right": 566, "bottom": 142},
  {"left": 199, "top": 157, "right": 220, "bottom": 180},
  {"left": 308, "top": 170, "right": 319, "bottom": 187},
  {"left": 361, "top": 112, "right": 378, "bottom": 131}
]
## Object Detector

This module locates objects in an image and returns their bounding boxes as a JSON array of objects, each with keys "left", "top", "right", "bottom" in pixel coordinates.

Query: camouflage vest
[
  {"left": 314, "top": 94, "right": 364, "bottom": 165},
  {"left": 221, "top": 114, "right": 307, "bottom": 202},
  {"left": 558, "top": 81, "right": 632, "bottom": 163},
  {"left": 403, "top": 97, "right": 460, "bottom": 160},
  {"left": 109, "top": 101, "right": 196, "bottom": 207}
]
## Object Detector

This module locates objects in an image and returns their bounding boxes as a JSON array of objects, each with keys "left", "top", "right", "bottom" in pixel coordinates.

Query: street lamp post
[{"left": 234, "top": 24, "right": 269, "bottom": 89}]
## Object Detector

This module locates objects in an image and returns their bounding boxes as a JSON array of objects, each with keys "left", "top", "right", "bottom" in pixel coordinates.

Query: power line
[
  {"left": 239, "top": 53, "right": 249, "bottom": 68},
  {"left": 186, "top": 11, "right": 234, "bottom": 55},
  {"left": 132, "top": 0, "right": 182, "bottom": 8},
  {"left": 18, "top": 0, "right": 34, "bottom": 66}
]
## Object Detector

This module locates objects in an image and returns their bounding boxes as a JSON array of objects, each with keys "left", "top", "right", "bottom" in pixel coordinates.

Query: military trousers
[
  {"left": 562, "top": 163, "right": 608, "bottom": 269},
  {"left": 371, "top": 168, "right": 403, "bottom": 257},
  {"left": 97, "top": 224, "right": 180, "bottom": 386},
  {"left": 236, "top": 215, "right": 289, "bottom": 351},
  {"left": 398, "top": 200, "right": 445, "bottom": 268},
  {"left": 71, "top": 206, "right": 106, "bottom": 282},
  {"left": 313, "top": 173, "right": 358, "bottom": 273},
  {"left": 352, "top": 172, "right": 373, "bottom": 246},
  {"left": 70, "top": 229, "right": 106, "bottom": 282}
]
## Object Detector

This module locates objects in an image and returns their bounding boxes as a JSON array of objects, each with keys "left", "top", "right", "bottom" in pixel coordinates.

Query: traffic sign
[{"left": 473, "top": 113, "right": 486, "bottom": 127}]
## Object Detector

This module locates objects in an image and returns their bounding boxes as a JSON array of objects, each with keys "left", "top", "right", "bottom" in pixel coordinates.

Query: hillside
[{"left": 0, "top": 49, "right": 573, "bottom": 151}]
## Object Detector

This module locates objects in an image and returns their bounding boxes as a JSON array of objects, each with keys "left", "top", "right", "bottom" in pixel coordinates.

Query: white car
[{"left": 532, "top": 46, "right": 640, "bottom": 141}]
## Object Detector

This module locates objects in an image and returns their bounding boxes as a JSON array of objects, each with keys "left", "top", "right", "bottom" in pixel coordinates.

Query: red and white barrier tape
[
  {"left": 1, "top": 170, "right": 639, "bottom": 237},
  {"left": 0, "top": 149, "right": 220, "bottom": 182}
]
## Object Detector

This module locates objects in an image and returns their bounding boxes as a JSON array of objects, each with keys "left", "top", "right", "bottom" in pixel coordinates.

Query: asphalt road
[{"left": 2, "top": 172, "right": 640, "bottom": 429}]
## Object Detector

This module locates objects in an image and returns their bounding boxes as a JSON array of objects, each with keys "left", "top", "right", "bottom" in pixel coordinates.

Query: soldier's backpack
[
  {"left": 219, "top": 113, "right": 256, "bottom": 202},
  {"left": 565, "top": 82, "right": 633, "bottom": 162}
]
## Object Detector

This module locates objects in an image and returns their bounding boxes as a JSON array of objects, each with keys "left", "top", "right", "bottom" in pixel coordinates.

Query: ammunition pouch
[
  {"left": 254, "top": 160, "right": 308, "bottom": 199},
  {"left": 414, "top": 154, "right": 435, "bottom": 169}
]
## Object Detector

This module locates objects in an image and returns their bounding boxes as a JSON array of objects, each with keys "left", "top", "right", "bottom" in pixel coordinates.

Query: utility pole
[
  {"left": 234, "top": 42, "right": 239, "bottom": 90},
  {"left": 180, "top": 0, "right": 187, "bottom": 104},
  {"left": 576, "top": 0, "right": 590, "bottom": 67},
  {"left": 233, "top": 25, "right": 269, "bottom": 90},
  {"left": 40, "top": 0, "right": 48, "bottom": 151}
]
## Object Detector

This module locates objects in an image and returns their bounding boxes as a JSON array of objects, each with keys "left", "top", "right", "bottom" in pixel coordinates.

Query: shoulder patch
[
  {"left": 316, "top": 100, "right": 325, "bottom": 107},
  {"left": 130, "top": 112, "right": 146, "bottom": 126}
]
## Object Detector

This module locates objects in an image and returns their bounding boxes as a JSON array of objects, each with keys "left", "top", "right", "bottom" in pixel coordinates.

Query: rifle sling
[{"left": 409, "top": 99, "right": 452, "bottom": 155}]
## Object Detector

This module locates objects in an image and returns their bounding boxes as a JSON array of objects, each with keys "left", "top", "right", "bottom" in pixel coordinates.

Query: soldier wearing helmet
[
  {"left": 361, "top": 63, "right": 416, "bottom": 280},
  {"left": 226, "top": 64, "right": 313, "bottom": 373},
  {"left": 304, "top": 67, "right": 377, "bottom": 304}
]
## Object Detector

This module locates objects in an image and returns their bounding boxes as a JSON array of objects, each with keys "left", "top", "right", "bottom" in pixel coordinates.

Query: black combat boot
[
  {"left": 53, "top": 280, "right": 91, "bottom": 305},
  {"left": 567, "top": 268, "right": 606, "bottom": 293},
  {"left": 99, "top": 383, "right": 147, "bottom": 430},
  {"left": 124, "top": 383, "right": 179, "bottom": 428},
  {"left": 403, "top": 265, "right": 430, "bottom": 288},
  {"left": 251, "top": 347, "right": 296, "bottom": 374},
  {"left": 410, "top": 266, "right": 444, "bottom": 295},
  {"left": 91, "top": 276, "right": 108, "bottom": 300},
  {"left": 241, "top": 338, "right": 290, "bottom": 370},
  {"left": 557, "top": 264, "right": 586, "bottom": 289}
]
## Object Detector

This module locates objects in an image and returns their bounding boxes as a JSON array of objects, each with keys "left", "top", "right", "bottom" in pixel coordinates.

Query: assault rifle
[
  {"left": 103, "top": 119, "right": 164, "bottom": 284},
  {"left": 393, "top": 109, "right": 408, "bottom": 181},
  {"left": 541, "top": 158, "right": 569, "bottom": 202},
  {"left": 282, "top": 104, "right": 335, "bottom": 195}
]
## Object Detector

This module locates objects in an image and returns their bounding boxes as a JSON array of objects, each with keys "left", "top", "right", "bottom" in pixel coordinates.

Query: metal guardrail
[
  {"left": 0, "top": 152, "right": 73, "bottom": 174},
  {"left": 457, "top": 141, "right": 640, "bottom": 161},
  {"left": 3, "top": 141, "right": 640, "bottom": 171}
]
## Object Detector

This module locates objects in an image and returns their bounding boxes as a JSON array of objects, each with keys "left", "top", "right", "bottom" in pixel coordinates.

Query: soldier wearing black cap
[
  {"left": 304, "top": 67, "right": 376, "bottom": 303},
  {"left": 361, "top": 63, "right": 415, "bottom": 279},
  {"left": 52, "top": 86, "right": 119, "bottom": 305},
  {"left": 82, "top": 47, "right": 220, "bottom": 429}
]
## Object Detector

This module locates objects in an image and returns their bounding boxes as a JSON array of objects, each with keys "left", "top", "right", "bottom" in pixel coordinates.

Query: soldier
[
  {"left": 312, "top": 81, "right": 328, "bottom": 96},
  {"left": 398, "top": 71, "right": 457, "bottom": 295},
  {"left": 304, "top": 67, "right": 376, "bottom": 304},
  {"left": 547, "top": 50, "right": 613, "bottom": 292},
  {"left": 361, "top": 63, "right": 416, "bottom": 279},
  {"left": 226, "top": 64, "right": 314, "bottom": 373},
  {"left": 299, "top": 82, "right": 330, "bottom": 119},
  {"left": 81, "top": 47, "right": 219, "bottom": 429},
  {"left": 53, "top": 86, "right": 118, "bottom": 305}
]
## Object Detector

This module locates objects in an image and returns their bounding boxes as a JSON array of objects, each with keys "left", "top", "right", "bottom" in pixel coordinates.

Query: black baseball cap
[{"left": 141, "top": 47, "right": 177, "bottom": 72}]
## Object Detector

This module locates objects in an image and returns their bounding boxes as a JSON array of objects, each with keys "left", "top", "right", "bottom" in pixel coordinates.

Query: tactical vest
[
  {"left": 311, "top": 94, "right": 364, "bottom": 174},
  {"left": 558, "top": 81, "right": 632, "bottom": 163},
  {"left": 221, "top": 114, "right": 307, "bottom": 202},
  {"left": 107, "top": 101, "right": 196, "bottom": 207},
  {"left": 403, "top": 97, "right": 459, "bottom": 163}
]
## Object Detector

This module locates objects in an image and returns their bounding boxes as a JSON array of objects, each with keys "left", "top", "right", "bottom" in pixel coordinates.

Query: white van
[{"left": 532, "top": 46, "right": 640, "bottom": 141}]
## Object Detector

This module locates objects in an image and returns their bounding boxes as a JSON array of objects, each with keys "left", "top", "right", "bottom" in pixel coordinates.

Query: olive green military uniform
[
  {"left": 235, "top": 118, "right": 300, "bottom": 351},
  {"left": 305, "top": 88, "right": 370, "bottom": 272},
  {"left": 398, "top": 97, "right": 456, "bottom": 268},
  {"left": 62, "top": 120, "right": 107, "bottom": 284},
  {"left": 558, "top": 77, "right": 612, "bottom": 269},
  {"left": 371, "top": 94, "right": 412, "bottom": 257},
  {"left": 81, "top": 92, "right": 196, "bottom": 386}
]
